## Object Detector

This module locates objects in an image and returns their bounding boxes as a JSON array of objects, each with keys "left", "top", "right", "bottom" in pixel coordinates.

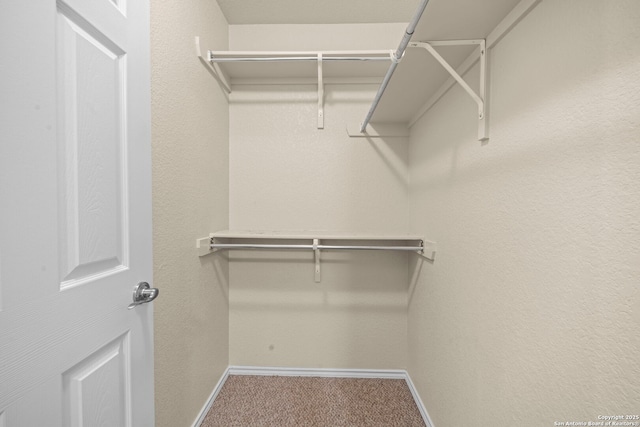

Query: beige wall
[
  {"left": 149, "top": 1, "right": 639, "bottom": 423},
  {"left": 227, "top": 24, "right": 411, "bottom": 369},
  {"left": 150, "top": 0, "right": 230, "bottom": 426},
  {"left": 229, "top": 23, "right": 408, "bottom": 51},
  {"left": 407, "top": 1, "right": 640, "bottom": 426}
]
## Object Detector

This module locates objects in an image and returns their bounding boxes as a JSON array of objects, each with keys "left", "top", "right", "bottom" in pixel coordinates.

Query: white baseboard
[
  {"left": 191, "top": 366, "right": 230, "bottom": 427},
  {"left": 404, "top": 372, "right": 435, "bottom": 427},
  {"left": 192, "top": 365, "right": 435, "bottom": 427},
  {"left": 228, "top": 365, "right": 408, "bottom": 379}
]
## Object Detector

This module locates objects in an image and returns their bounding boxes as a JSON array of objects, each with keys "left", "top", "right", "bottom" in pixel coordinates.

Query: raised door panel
[
  {"left": 63, "top": 334, "right": 131, "bottom": 427},
  {"left": 57, "top": 4, "right": 129, "bottom": 290}
]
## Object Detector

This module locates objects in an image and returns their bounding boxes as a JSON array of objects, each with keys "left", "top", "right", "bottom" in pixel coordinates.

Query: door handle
[{"left": 128, "top": 282, "right": 159, "bottom": 309}]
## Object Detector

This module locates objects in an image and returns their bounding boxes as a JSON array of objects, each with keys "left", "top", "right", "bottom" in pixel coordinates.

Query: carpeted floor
[{"left": 201, "top": 375, "right": 426, "bottom": 426}]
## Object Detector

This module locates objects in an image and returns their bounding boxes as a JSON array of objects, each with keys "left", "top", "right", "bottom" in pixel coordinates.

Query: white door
[{"left": 0, "top": 0, "right": 154, "bottom": 425}]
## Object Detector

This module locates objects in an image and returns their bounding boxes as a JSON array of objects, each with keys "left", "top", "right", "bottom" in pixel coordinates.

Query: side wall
[
  {"left": 228, "top": 24, "right": 412, "bottom": 369},
  {"left": 407, "top": 1, "right": 640, "bottom": 426},
  {"left": 150, "top": 1, "right": 230, "bottom": 426}
]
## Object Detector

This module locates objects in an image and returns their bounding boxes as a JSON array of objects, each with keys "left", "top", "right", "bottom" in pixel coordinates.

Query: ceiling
[{"left": 216, "top": 0, "right": 422, "bottom": 25}]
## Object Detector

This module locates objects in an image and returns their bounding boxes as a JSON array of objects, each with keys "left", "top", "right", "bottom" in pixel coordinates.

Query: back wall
[{"left": 227, "top": 23, "right": 412, "bottom": 369}]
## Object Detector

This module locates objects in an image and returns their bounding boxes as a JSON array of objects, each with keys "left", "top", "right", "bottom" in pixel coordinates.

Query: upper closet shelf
[
  {"left": 210, "top": 50, "right": 394, "bottom": 79},
  {"left": 196, "top": 39, "right": 395, "bottom": 129},
  {"left": 196, "top": 0, "right": 539, "bottom": 140}
]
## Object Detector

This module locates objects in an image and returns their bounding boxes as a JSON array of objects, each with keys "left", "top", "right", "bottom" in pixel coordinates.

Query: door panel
[
  {"left": 0, "top": 0, "right": 153, "bottom": 425},
  {"left": 63, "top": 333, "right": 131, "bottom": 427},
  {"left": 57, "top": 3, "right": 128, "bottom": 288}
]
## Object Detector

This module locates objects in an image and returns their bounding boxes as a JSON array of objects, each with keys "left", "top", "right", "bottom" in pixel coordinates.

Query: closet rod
[
  {"left": 210, "top": 243, "right": 422, "bottom": 252},
  {"left": 208, "top": 50, "right": 393, "bottom": 63},
  {"left": 209, "top": 56, "right": 390, "bottom": 63},
  {"left": 360, "top": 0, "right": 430, "bottom": 132}
]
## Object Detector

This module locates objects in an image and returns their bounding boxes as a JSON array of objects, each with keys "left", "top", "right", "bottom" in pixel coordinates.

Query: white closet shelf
[
  {"left": 200, "top": 44, "right": 392, "bottom": 83},
  {"left": 208, "top": 230, "right": 425, "bottom": 241},
  {"left": 207, "top": 49, "right": 392, "bottom": 80},
  {"left": 196, "top": 231, "right": 436, "bottom": 282},
  {"left": 195, "top": 0, "right": 538, "bottom": 139}
]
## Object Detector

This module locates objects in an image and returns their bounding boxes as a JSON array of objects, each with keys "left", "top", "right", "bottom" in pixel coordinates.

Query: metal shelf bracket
[
  {"left": 313, "top": 239, "right": 321, "bottom": 282},
  {"left": 410, "top": 39, "right": 489, "bottom": 141},
  {"left": 194, "top": 36, "right": 231, "bottom": 94},
  {"left": 317, "top": 54, "right": 324, "bottom": 129}
]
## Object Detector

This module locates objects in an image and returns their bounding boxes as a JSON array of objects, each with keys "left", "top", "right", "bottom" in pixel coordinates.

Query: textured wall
[
  {"left": 228, "top": 83, "right": 410, "bottom": 369},
  {"left": 229, "top": 23, "right": 408, "bottom": 51},
  {"left": 229, "top": 85, "right": 409, "bottom": 233},
  {"left": 227, "top": 24, "right": 410, "bottom": 369},
  {"left": 150, "top": 1, "right": 230, "bottom": 426},
  {"left": 407, "top": 1, "right": 640, "bottom": 426}
]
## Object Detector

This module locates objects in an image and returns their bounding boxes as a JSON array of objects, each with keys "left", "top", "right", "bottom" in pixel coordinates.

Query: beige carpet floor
[{"left": 201, "top": 375, "right": 426, "bottom": 426}]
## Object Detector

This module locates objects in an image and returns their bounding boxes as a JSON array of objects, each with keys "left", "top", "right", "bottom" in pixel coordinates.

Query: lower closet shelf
[{"left": 196, "top": 231, "right": 436, "bottom": 282}]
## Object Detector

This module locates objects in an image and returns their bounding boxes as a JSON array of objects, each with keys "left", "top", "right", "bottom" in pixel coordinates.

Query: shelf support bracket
[
  {"left": 196, "top": 234, "right": 216, "bottom": 256},
  {"left": 195, "top": 36, "right": 231, "bottom": 94},
  {"left": 478, "top": 39, "right": 488, "bottom": 141},
  {"left": 313, "top": 239, "right": 321, "bottom": 282},
  {"left": 410, "top": 40, "right": 489, "bottom": 141},
  {"left": 317, "top": 54, "right": 324, "bottom": 129}
]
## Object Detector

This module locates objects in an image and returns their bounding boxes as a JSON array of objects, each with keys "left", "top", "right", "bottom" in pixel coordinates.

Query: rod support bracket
[
  {"left": 478, "top": 39, "right": 488, "bottom": 141},
  {"left": 420, "top": 240, "right": 437, "bottom": 261},
  {"left": 390, "top": 49, "right": 403, "bottom": 64},
  {"left": 196, "top": 234, "right": 216, "bottom": 256},
  {"left": 313, "top": 239, "right": 321, "bottom": 282},
  {"left": 317, "top": 54, "right": 324, "bottom": 129},
  {"left": 194, "top": 36, "right": 231, "bottom": 94}
]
